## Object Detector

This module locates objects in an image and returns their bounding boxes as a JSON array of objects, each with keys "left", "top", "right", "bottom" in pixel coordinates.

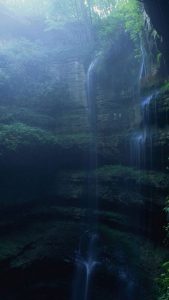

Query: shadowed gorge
[{"left": 0, "top": 0, "right": 169, "bottom": 299}]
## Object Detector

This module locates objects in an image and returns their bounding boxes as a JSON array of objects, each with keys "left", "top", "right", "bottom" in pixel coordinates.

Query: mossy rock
[
  {"left": 51, "top": 166, "right": 168, "bottom": 210},
  {"left": 100, "top": 224, "right": 167, "bottom": 299},
  {"left": 97, "top": 165, "right": 169, "bottom": 190},
  {"left": 0, "top": 217, "right": 80, "bottom": 268},
  {"left": 0, "top": 123, "right": 57, "bottom": 154},
  {"left": 0, "top": 106, "right": 57, "bottom": 130},
  {"left": 147, "top": 90, "right": 169, "bottom": 126},
  {"left": 0, "top": 123, "right": 91, "bottom": 163}
]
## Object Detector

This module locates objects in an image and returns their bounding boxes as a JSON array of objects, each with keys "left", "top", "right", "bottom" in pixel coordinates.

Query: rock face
[
  {"left": 143, "top": 0, "right": 169, "bottom": 73},
  {"left": 62, "top": 61, "right": 87, "bottom": 106}
]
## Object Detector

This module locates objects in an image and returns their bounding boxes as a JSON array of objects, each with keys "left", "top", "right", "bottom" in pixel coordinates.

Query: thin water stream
[{"left": 72, "top": 58, "right": 99, "bottom": 300}]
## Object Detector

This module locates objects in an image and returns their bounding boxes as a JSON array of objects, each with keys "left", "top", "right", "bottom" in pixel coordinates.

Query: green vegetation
[
  {"left": 97, "top": 165, "right": 169, "bottom": 190},
  {"left": 157, "top": 261, "right": 169, "bottom": 300},
  {"left": 94, "top": 0, "right": 144, "bottom": 48},
  {"left": 156, "top": 197, "right": 169, "bottom": 300},
  {"left": 0, "top": 123, "right": 90, "bottom": 156},
  {"left": 161, "top": 80, "right": 169, "bottom": 92},
  {"left": 0, "top": 39, "right": 71, "bottom": 106},
  {"left": 153, "top": 129, "right": 169, "bottom": 147},
  {"left": 164, "top": 196, "right": 169, "bottom": 240},
  {"left": 1, "top": 0, "right": 145, "bottom": 47},
  {"left": 0, "top": 123, "right": 57, "bottom": 153},
  {"left": 57, "top": 165, "right": 169, "bottom": 192},
  {"left": 101, "top": 225, "right": 166, "bottom": 289}
]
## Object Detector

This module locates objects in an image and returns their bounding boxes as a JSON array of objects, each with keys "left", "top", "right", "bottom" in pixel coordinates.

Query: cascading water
[
  {"left": 141, "top": 90, "right": 161, "bottom": 238},
  {"left": 130, "top": 39, "right": 161, "bottom": 238},
  {"left": 131, "top": 94, "right": 160, "bottom": 170},
  {"left": 131, "top": 39, "right": 159, "bottom": 169},
  {"left": 141, "top": 90, "right": 159, "bottom": 124},
  {"left": 72, "top": 233, "right": 99, "bottom": 300},
  {"left": 130, "top": 42, "right": 147, "bottom": 168},
  {"left": 72, "top": 57, "right": 99, "bottom": 300},
  {"left": 137, "top": 39, "right": 159, "bottom": 160},
  {"left": 130, "top": 132, "right": 146, "bottom": 167},
  {"left": 86, "top": 57, "right": 99, "bottom": 223},
  {"left": 138, "top": 90, "right": 159, "bottom": 169},
  {"left": 139, "top": 41, "right": 147, "bottom": 83}
]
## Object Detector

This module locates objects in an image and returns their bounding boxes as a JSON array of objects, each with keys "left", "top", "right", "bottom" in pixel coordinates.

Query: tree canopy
[{"left": 0, "top": 0, "right": 144, "bottom": 36}]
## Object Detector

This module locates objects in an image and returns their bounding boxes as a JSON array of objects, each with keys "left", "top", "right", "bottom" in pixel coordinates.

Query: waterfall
[
  {"left": 141, "top": 90, "right": 160, "bottom": 170},
  {"left": 86, "top": 57, "right": 99, "bottom": 225},
  {"left": 72, "top": 233, "right": 99, "bottom": 300},
  {"left": 130, "top": 132, "right": 146, "bottom": 168},
  {"left": 139, "top": 42, "right": 146, "bottom": 83},
  {"left": 138, "top": 39, "right": 148, "bottom": 86},
  {"left": 130, "top": 90, "right": 159, "bottom": 168},
  {"left": 130, "top": 41, "right": 147, "bottom": 167},
  {"left": 72, "top": 57, "right": 99, "bottom": 300},
  {"left": 131, "top": 35, "right": 158, "bottom": 169},
  {"left": 141, "top": 90, "right": 159, "bottom": 123},
  {"left": 130, "top": 87, "right": 160, "bottom": 243}
]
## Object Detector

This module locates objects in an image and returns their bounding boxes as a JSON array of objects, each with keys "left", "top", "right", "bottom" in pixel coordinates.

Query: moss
[
  {"left": 0, "top": 122, "right": 91, "bottom": 157},
  {"left": 98, "top": 210, "right": 130, "bottom": 226},
  {"left": 0, "top": 123, "right": 57, "bottom": 154},
  {"left": 153, "top": 129, "right": 169, "bottom": 146},
  {"left": 97, "top": 134, "right": 122, "bottom": 159},
  {"left": 149, "top": 90, "right": 169, "bottom": 114},
  {"left": 156, "top": 261, "right": 169, "bottom": 300},
  {"left": 161, "top": 80, "right": 169, "bottom": 92},
  {"left": 100, "top": 225, "right": 167, "bottom": 298},
  {"left": 54, "top": 165, "right": 169, "bottom": 203},
  {"left": 0, "top": 106, "right": 57, "bottom": 130},
  {"left": 97, "top": 165, "right": 169, "bottom": 190},
  {"left": 0, "top": 218, "right": 80, "bottom": 268},
  {"left": 100, "top": 225, "right": 141, "bottom": 258},
  {"left": 51, "top": 166, "right": 167, "bottom": 211},
  {"left": 56, "top": 133, "right": 90, "bottom": 149},
  {"left": 56, "top": 181, "right": 84, "bottom": 200},
  {"left": 100, "top": 224, "right": 166, "bottom": 268}
]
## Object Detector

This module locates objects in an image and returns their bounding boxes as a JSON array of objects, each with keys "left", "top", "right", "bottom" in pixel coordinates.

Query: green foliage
[
  {"left": 161, "top": 80, "right": 169, "bottom": 92},
  {"left": 1, "top": 0, "right": 90, "bottom": 30},
  {"left": 0, "top": 123, "right": 57, "bottom": 154},
  {"left": 157, "top": 262, "right": 169, "bottom": 300},
  {"left": 0, "top": 122, "right": 91, "bottom": 154},
  {"left": 2, "top": 0, "right": 144, "bottom": 45},
  {"left": 0, "top": 39, "right": 49, "bottom": 101},
  {"left": 114, "top": 0, "right": 144, "bottom": 41},
  {"left": 164, "top": 196, "right": 169, "bottom": 213},
  {"left": 156, "top": 196, "right": 169, "bottom": 300},
  {"left": 0, "top": 106, "right": 57, "bottom": 130},
  {"left": 154, "top": 129, "right": 169, "bottom": 147},
  {"left": 97, "top": 165, "right": 169, "bottom": 190},
  {"left": 157, "top": 52, "right": 163, "bottom": 67},
  {"left": 164, "top": 196, "right": 169, "bottom": 242},
  {"left": 46, "top": 0, "right": 83, "bottom": 28},
  {"left": 94, "top": 0, "right": 144, "bottom": 48},
  {"left": 1, "top": 0, "right": 148, "bottom": 78},
  {"left": 0, "top": 38, "right": 73, "bottom": 109}
]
